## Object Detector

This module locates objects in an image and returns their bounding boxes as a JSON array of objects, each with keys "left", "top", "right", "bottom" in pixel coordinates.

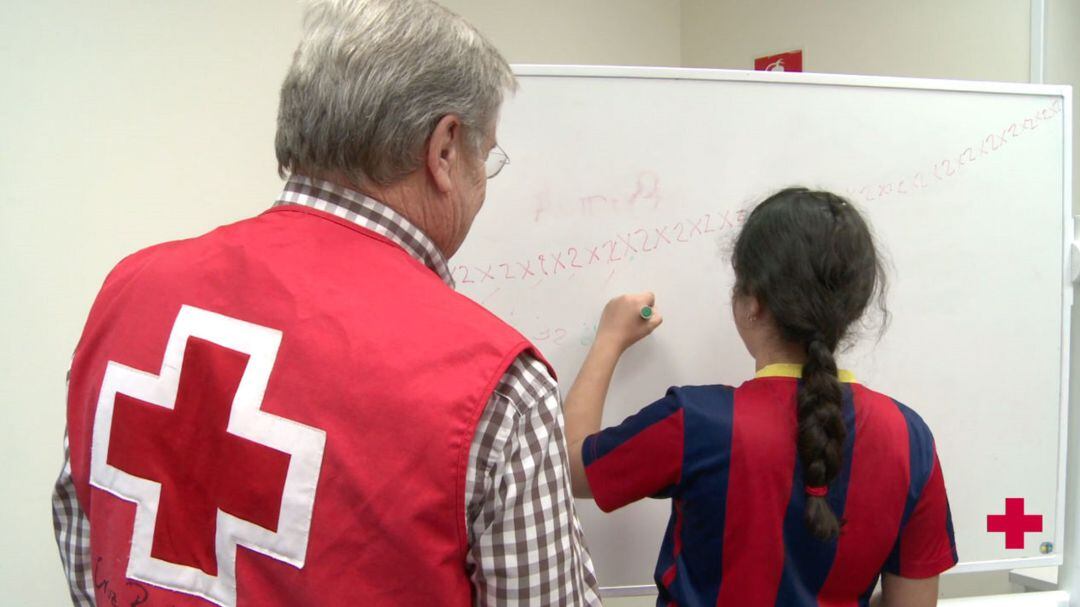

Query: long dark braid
[{"left": 732, "top": 188, "right": 886, "bottom": 541}]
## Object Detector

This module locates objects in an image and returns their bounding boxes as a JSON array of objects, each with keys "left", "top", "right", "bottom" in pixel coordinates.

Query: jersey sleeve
[
  {"left": 884, "top": 426, "right": 959, "bottom": 578},
  {"left": 581, "top": 391, "right": 685, "bottom": 513}
]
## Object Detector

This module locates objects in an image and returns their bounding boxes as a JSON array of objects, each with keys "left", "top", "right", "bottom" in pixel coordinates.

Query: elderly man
[{"left": 52, "top": 1, "right": 601, "bottom": 605}]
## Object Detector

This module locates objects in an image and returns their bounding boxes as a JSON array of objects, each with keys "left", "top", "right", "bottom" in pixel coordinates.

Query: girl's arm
[
  {"left": 870, "top": 574, "right": 939, "bottom": 607},
  {"left": 565, "top": 292, "right": 663, "bottom": 498}
]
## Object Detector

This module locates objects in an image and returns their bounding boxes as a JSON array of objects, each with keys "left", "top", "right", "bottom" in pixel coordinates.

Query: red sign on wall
[{"left": 755, "top": 50, "right": 803, "bottom": 73}]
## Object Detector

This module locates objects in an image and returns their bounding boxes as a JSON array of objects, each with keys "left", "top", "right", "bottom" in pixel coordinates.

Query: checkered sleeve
[
  {"left": 52, "top": 430, "right": 96, "bottom": 606},
  {"left": 465, "top": 354, "right": 602, "bottom": 606}
]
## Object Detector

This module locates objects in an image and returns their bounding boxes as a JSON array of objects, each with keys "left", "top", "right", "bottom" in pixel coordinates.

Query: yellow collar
[{"left": 755, "top": 363, "right": 857, "bottom": 384}]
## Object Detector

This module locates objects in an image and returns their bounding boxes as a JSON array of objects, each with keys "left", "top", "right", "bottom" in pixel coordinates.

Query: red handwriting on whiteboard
[
  {"left": 532, "top": 171, "right": 662, "bottom": 222},
  {"left": 452, "top": 208, "right": 748, "bottom": 286},
  {"left": 846, "top": 99, "right": 1063, "bottom": 204}
]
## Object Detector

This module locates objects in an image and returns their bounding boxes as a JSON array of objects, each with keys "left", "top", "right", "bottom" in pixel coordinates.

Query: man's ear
[{"left": 426, "top": 114, "right": 463, "bottom": 194}]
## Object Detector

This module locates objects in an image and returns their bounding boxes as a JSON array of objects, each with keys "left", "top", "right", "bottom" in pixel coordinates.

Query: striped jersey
[{"left": 582, "top": 364, "right": 957, "bottom": 606}]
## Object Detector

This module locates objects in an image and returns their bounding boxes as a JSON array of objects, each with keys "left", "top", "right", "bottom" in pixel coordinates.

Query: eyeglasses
[{"left": 485, "top": 144, "right": 509, "bottom": 179}]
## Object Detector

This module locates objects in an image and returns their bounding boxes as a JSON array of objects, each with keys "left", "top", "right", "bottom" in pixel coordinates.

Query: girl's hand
[{"left": 595, "top": 291, "right": 663, "bottom": 353}]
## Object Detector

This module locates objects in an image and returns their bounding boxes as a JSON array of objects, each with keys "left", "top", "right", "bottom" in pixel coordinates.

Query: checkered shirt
[{"left": 52, "top": 175, "right": 601, "bottom": 606}]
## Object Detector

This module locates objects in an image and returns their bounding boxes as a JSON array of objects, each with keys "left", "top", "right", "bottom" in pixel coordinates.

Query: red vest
[{"left": 67, "top": 205, "right": 548, "bottom": 606}]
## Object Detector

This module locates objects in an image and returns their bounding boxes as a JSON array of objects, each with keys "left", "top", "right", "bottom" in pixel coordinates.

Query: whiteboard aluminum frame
[
  {"left": 507, "top": 65, "right": 1073, "bottom": 591},
  {"left": 1058, "top": 83, "right": 1078, "bottom": 604},
  {"left": 513, "top": 64, "right": 1071, "bottom": 96},
  {"left": 605, "top": 588, "right": 1073, "bottom": 605}
]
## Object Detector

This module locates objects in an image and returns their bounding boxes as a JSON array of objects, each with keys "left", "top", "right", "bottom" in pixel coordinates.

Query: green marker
[{"left": 640, "top": 305, "right": 654, "bottom": 320}]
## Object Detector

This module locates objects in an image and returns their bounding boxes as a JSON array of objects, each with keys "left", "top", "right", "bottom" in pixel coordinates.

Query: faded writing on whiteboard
[
  {"left": 453, "top": 209, "right": 747, "bottom": 286},
  {"left": 847, "top": 99, "right": 1063, "bottom": 203},
  {"left": 533, "top": 171, "right": 661, "bottom": 222}
]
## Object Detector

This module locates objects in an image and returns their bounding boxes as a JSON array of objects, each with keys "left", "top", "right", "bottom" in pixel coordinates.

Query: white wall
[
  {"left": 1046, "top": 0, "right": 1080, "bottom": 215},
  {"left": 441, "top": 0, "right": 682, "bottom": 66},
  {"left": 1, "top": 2, "right": 304, "bottom": 605},
  {"left": 681, "top": 0, "right": 1030, "bottom": 82}
]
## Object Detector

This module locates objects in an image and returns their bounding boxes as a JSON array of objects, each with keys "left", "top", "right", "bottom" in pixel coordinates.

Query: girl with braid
[{"left": 564, "top": 188, "right": 957, "bottom": 606}]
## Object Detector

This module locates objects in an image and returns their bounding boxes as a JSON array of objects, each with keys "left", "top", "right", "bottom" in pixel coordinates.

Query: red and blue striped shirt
[{"left": 582, "top": 364, "right": 957, "bottom": 606}]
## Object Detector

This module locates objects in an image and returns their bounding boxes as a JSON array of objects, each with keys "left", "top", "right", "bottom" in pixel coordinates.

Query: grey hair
[{"left": 275, "top": 0, "right": 516, "bottom": 185}]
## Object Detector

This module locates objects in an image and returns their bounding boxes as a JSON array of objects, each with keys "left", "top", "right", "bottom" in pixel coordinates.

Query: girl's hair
[{"left": 731, "top": 188, "right": 887, "bottom": 541}]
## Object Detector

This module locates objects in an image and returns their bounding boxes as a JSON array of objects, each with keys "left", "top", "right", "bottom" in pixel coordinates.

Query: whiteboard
[{"left": 454, "top": 66, "right": 1073, "bottom": 592}]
